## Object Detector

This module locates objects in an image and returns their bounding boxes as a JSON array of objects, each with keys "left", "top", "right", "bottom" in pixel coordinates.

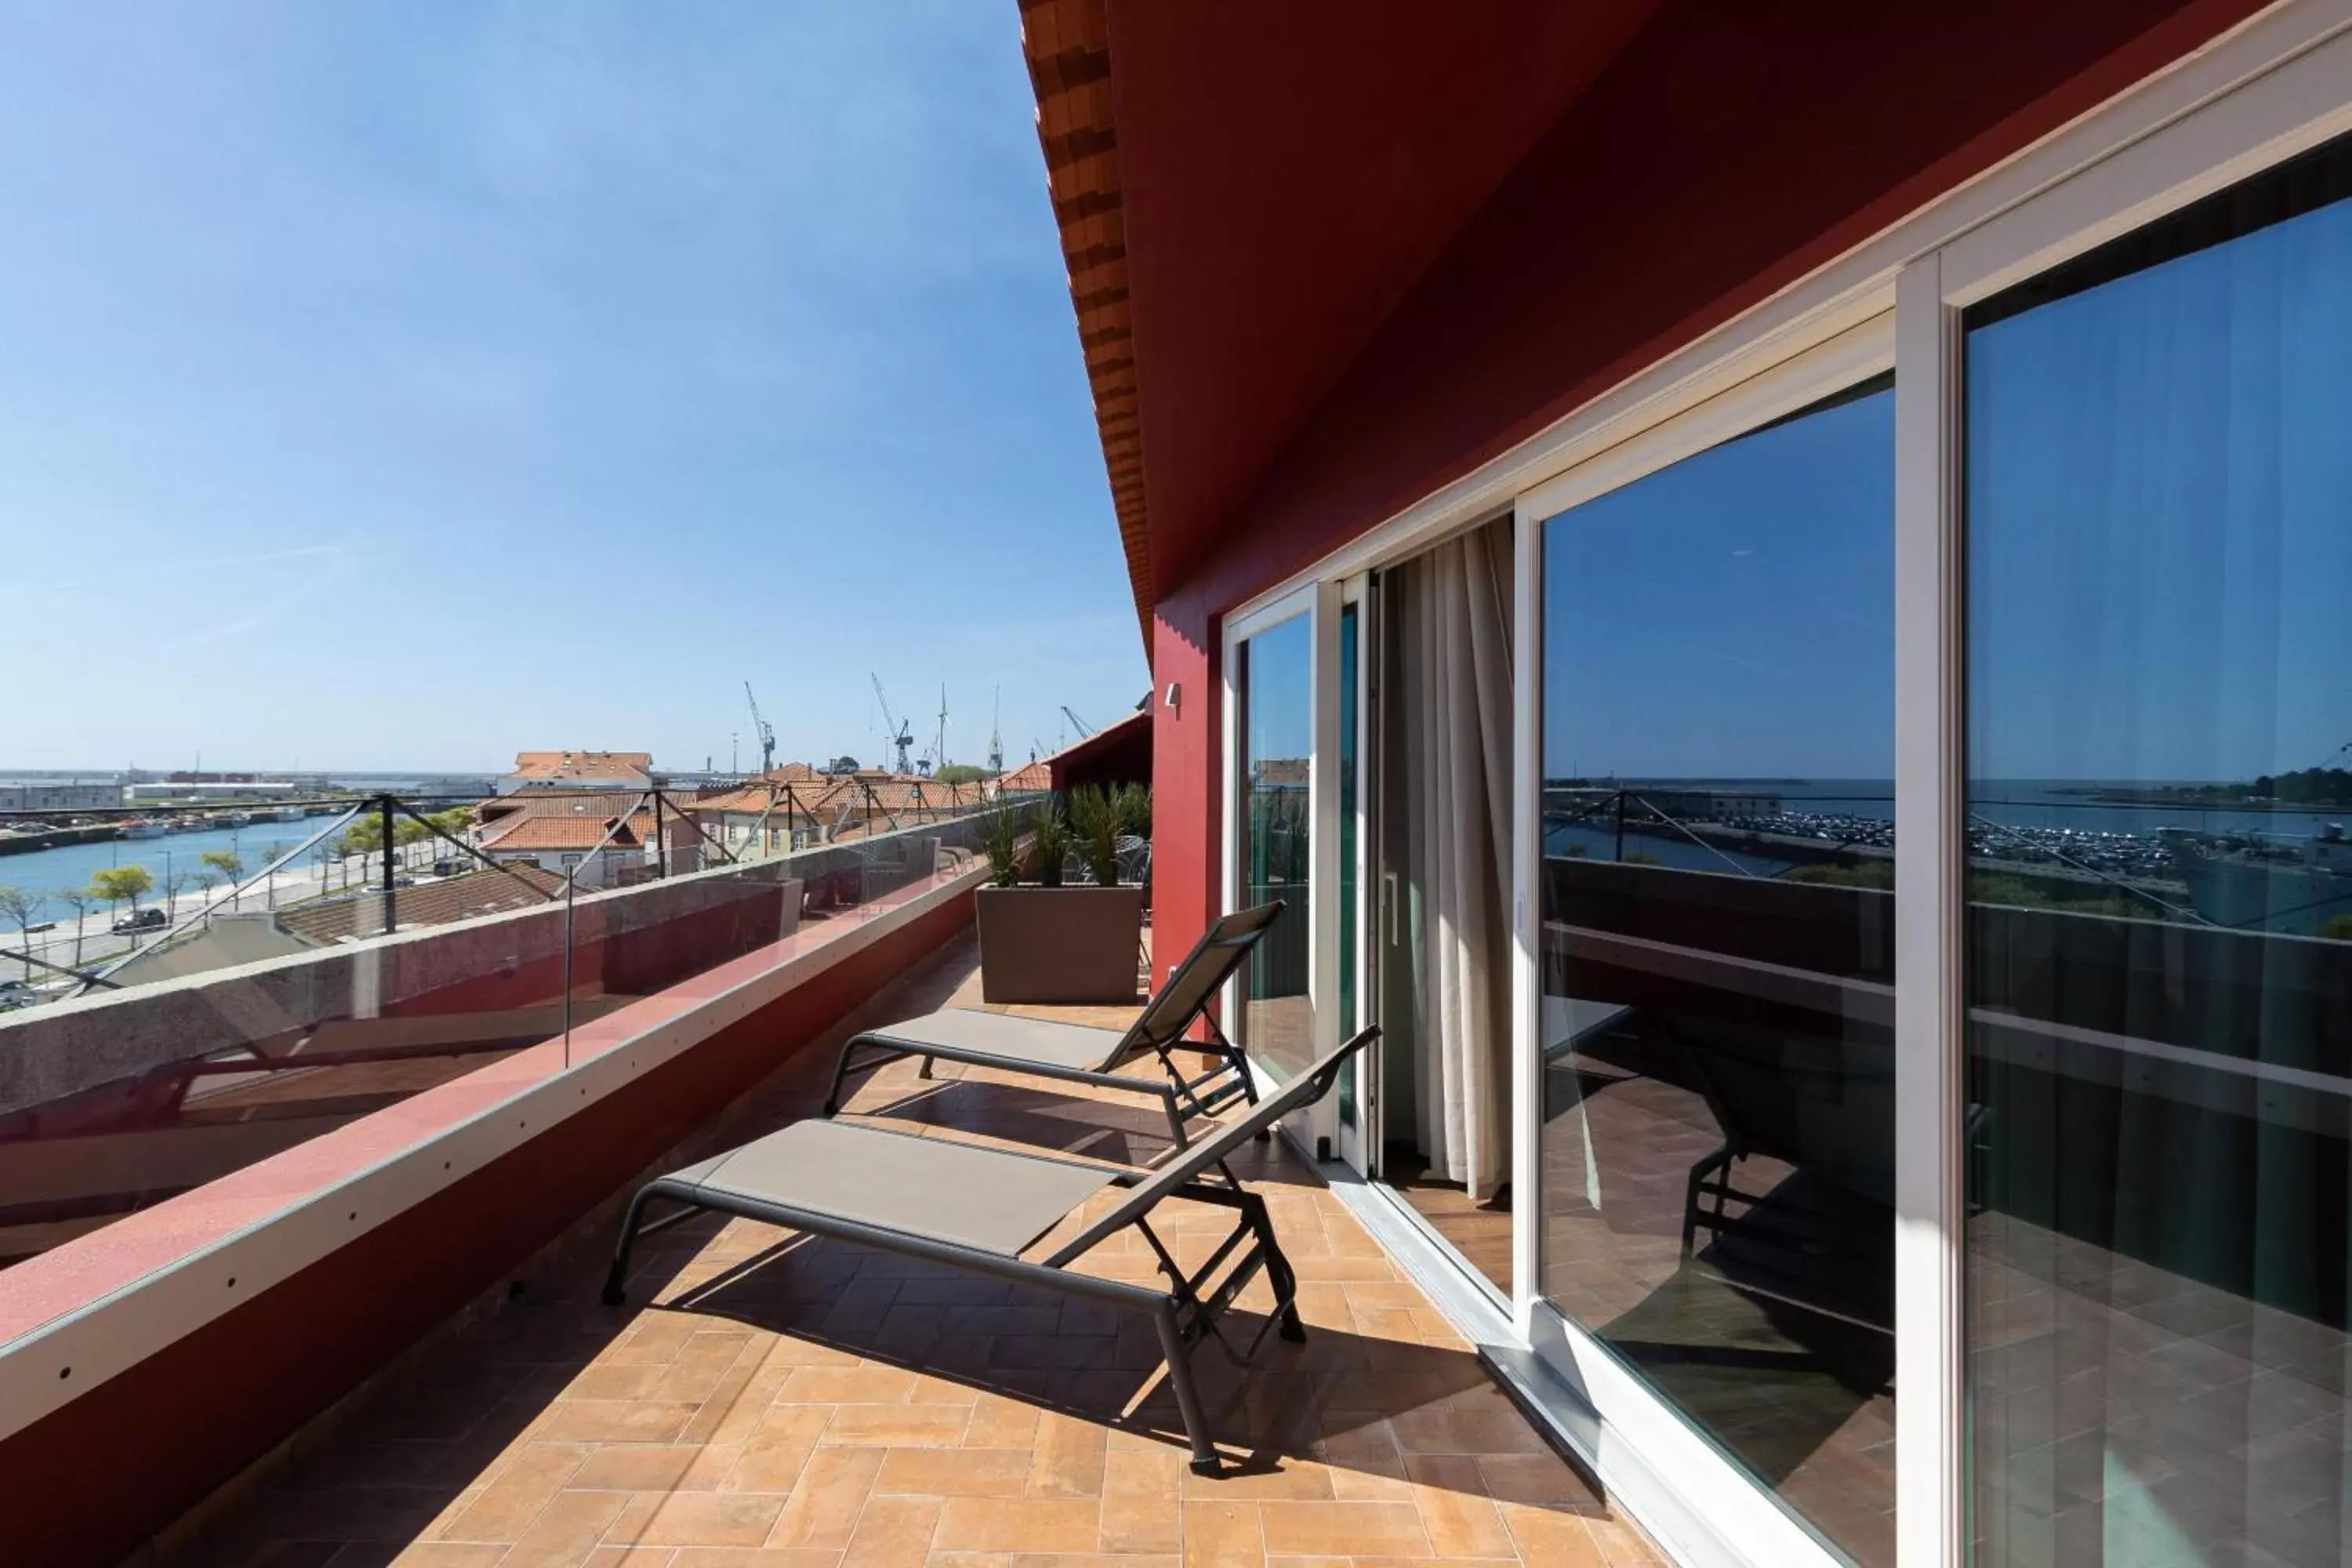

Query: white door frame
[{"left": 1334, "top": 573, "right": 1376, "bottom": 1174}]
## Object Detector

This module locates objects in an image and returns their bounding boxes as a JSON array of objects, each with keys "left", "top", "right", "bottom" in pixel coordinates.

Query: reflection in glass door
[
  {"left": 1962, "top": 130, "right": 2352, "bottom": 1568},
  {"left": 1235, "top": 611, "right": 1315, "bottom": 1078},
  {"left": 1536, "top": 376, "right": 1897, "bottom": 1566}
]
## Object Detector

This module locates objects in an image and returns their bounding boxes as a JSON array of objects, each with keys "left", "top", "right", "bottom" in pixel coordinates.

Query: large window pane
[
  {"left": 1237, "top": 612, "right": 1313, "bottom": 1077},
  {"left": 1539, "top": 378, "right": 1896, "bottom": 1566},
  {"left": 1964, "top": 133, "right": 2352, "bottom": 1568}
]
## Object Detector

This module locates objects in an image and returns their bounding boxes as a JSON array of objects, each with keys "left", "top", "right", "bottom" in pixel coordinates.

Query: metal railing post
[
  {"left": 563, "top": 876, "right": 576, "bottom": 1069},
  {"left": 380, "top": 793, "right": 397, "bottom": 932}
]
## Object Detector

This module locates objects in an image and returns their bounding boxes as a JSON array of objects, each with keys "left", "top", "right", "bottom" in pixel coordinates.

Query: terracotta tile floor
[
  {"left": 176, "top": 929, "right": 1664, "bottom": 1567},
  {"left": 1538, "top": 1047, "right": 1894, "bottom": 1568}
]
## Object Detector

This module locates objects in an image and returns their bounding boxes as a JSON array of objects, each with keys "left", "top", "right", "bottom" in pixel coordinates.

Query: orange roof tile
[
  {"left": 506, "top": 751, "right": 655, "bottom": 783},
  {"left": 478, "top": 811, "right": 651, "bottom": 853},
  {"left": 278, "top": 866, "right": 566, "bottom": 944}
]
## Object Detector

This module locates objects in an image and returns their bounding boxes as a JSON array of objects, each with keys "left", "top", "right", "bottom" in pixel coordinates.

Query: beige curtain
[{"left": 1396, "top": 518, "right": 1515, "bottom": 1197}]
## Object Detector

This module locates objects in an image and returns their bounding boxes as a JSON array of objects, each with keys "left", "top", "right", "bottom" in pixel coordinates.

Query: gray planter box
[{"left": 975, "top": 884, "right": 1145, "bottom": 1004}]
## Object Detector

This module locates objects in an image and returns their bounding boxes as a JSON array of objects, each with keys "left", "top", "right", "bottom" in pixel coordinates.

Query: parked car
[
  {"left": 0, "top": 980, "right": 39, "bottom": 1012},
  {"left": 113, "top": 907, "right": 168, "bottom": 934}
]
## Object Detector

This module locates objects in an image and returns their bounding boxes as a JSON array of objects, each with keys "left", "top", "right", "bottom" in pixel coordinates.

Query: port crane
[
  {"left": 742, "top": 682, "right": 776, "bottom": 776},
  {"left": 1059, "top": 706, "right": 1096, "bottom": 739},
  {"left": 914, "top": 685, "right": 949, "bottom": 778},
  {"left": 870, "top": 674, "right": 916, "bottom": 775},
  {"left": 988, "top": 689, "right": 1004, "bottom": 776}
]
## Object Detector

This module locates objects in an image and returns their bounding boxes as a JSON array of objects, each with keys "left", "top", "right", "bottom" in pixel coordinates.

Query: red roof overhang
[
  {"left": 1022, "top": 0, "right": 1661, "bottom": 648},
  {"left": 1026, "top": 2, "right": 2272, "bottom": 658}
]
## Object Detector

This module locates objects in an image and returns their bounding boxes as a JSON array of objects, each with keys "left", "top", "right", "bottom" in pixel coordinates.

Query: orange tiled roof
[
  {"left": 279, "top": 866, "right": 566, "bottom": 944},
  {"left": 691, "top": 786, "right": 793, "bottom": 816},
  {"left": 997, "top": 762, "right": 1053, "bottom": 793},
  {"left": 506, "top": 751, "right": 654, "bottom": 782},
  {"left": 477, "top": 789, "right": 654, "bottom": 828},
  {"left": 694, "top": 776, "right": 990, "bottom": 820},
  {"left": 479, "top": 811, "right": 651, "bottom": 853}
]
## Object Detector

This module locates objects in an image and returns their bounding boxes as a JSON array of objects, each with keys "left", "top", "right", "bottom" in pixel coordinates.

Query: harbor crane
[
  {"left": 742, "top": 682, "right": 775, "bottom": 776},
  {"left": 988, "top": 689, "right": 1004, "bottom": 776},
  {"left": 915, "top": 684, "right": 949, "bottom": 778},
  {"left": 870, "top": 673, "right": 916, "bottom": 775},
  {"left": 1059, "top": 706, "right": 1097, "bottom": 739}
]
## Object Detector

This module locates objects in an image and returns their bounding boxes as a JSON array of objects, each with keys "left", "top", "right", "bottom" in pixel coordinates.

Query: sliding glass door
[
  {"left": 1961, "top": 129, "right": 2352, "bottom": 1568},
  {"left": 1536, "top": 376, "right": 1898, "bottom": 1567},
  {"left": 1210, "top": 48, "right": 2352, "bottom": 1568},
  {"left": 1233, "top": 608, "right": 1316, "bottom": 1079}
]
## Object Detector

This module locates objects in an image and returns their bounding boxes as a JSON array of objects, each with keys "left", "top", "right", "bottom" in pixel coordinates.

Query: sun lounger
[
  {"left": 821, "top": 901, "right": 1284, "bottom": 1146},
  {"left": 602, "top": 1023, "right": 1377, "bottom": 1475}
]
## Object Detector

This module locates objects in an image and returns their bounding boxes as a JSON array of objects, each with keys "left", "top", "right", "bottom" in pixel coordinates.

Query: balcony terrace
[
  {"left": 0, "top": 821, "right": 1658, "bottom": 1567},
  {"left": 169, "top": 936, "right": 1656, "bottom": 1566}
]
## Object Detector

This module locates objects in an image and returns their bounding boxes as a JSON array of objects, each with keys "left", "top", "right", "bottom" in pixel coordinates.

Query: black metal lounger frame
[
  {"left": 819, "top": 900, "right": 1285, "bottom": 1147},
  {"left": 603, "top": 1024, "right": 1374, "bottom": 1475}
]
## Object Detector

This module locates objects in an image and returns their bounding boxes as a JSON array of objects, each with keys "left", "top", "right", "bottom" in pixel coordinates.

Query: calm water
[
  {"left": 1545, "top": 777, "right": 2350, "bottom": 833},
  {"left": 0, "top": 818, "right": 346, "bottom": 921},
  {"left": 1541, "top": 777, "right": 2352, "bottom": 875}
]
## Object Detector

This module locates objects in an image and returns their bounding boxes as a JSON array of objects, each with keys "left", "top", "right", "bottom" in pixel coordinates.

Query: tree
[
  {"left": 199, "top": 849, "right": 244, "bottom": 885},
  {"left": 336, "top": 816, "right": 392, "bottom": 877},
  {"left": 53, "top": 885, "right": 94, "bottom": 967},
  {"left": 827, "top": 756, "right": 860, "bottom": 775},
  {"left": 90, "top": 866, "right": 154, "bottom": 920},
  {"left": 934, "top": 763, "right": 991, "bottom": 786},
  {"left": 0, "top": 886, "right": 36, "bottom": 981}
]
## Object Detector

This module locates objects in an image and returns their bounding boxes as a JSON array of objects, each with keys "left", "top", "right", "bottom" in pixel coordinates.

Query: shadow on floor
[{"left": 656, "top": 1225, "right": 1501, "bottom": 1476}]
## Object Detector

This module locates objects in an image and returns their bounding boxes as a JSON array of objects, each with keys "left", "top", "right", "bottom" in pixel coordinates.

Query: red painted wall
[
  {"left": 1144, "top": 0, "right": 2266, "bottom": 954},
  {"left": 0, "top": 891, "right": 975, "bottom": 1568},
  {"left": 1148, "top": 609, "right": 1219, "bottom": 1001}
]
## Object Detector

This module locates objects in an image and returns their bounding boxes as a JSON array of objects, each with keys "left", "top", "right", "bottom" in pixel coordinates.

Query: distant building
[
  {"left": 992, "top": 762, "right": 1053, "bottom": 797},
  {"left": 476, "top": 796, "right": 701, "bottom": 887},
  {"left": 497, "top": 751, "right": 655, "bottom": 795},
  {"left": 0, "top": 781, "right": 122, "bottom": 812},
  {"left": 693, "top": 772, "right": 989, "bottom": 855},
  {"left": 1639, "top": 788, "right": 1783, "bottom": 821},
  {"left": 122, "top": 780, "right": 310, "bottom": 800}
]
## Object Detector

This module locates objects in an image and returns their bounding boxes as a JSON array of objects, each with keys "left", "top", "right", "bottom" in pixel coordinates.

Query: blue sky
[
  {"left": 1967, "top": 187, "right": 2352, "bottom": 786},
  {"left": 1538, "top": 174, "right": 2352, "bottom": 787},
  {"left": 1543, "top": 387, "right": 1896, "bottom": 781},
  {"left": 0, "top": 3, "right": 1143, "bottom": 775}
]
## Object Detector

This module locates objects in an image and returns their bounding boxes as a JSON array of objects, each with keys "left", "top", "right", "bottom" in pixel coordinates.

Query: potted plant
[{"left": 975, "top": 789, "right": 1148, "bottom": 1004}]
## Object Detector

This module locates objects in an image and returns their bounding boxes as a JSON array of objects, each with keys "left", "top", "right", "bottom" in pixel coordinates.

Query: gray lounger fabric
[
  {"left": 605, "top": 1022, "right": 1376, "bottom": 1475},
  {"left": 822, "top": 901, "right": 1286, "bottom": 1143},
  {"left": 670, "top": 1118, "right": 1119, "bottom": 1256},
  {"left": 854, "top": 1008, "right": 1125, "bottom": 1072}
]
